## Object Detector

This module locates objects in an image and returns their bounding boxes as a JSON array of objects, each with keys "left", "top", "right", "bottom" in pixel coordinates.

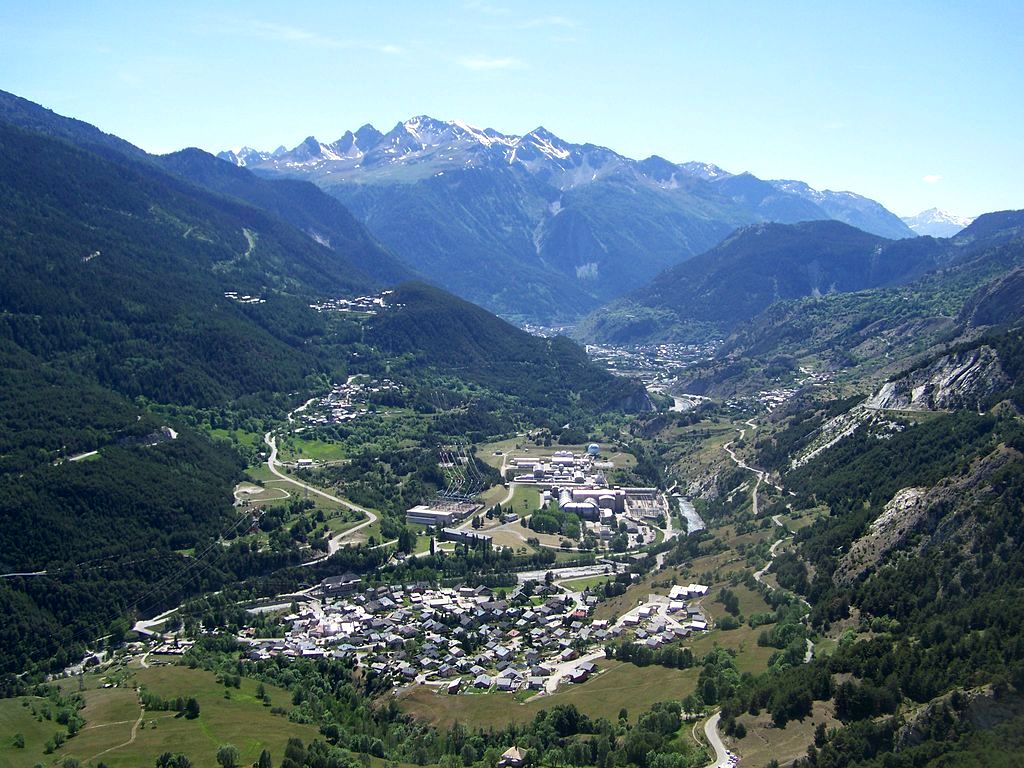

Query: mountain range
[
  {"left": 579, "top": 212, "right": 1024, "bottom": 345},
  {"left": 219, "top": 117, "right": 915, "bottom": 321}
]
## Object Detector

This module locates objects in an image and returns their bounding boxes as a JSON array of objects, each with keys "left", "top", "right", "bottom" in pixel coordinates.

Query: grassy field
[
  {"left": 398, "top": 661, "right": 697, "bottom": 730},
  {"left": 727, "top": 583, "right": 773, "bottom": 618},
  {"left": 244, "top": 463, "right": 279, "bottom": 484},
  {"left": 479, "top": 483, "right": 511, "bottom": 506},
  {"left": 508, "top": 484, "right": 541, "bottom": 514},
  {"left": 778, "top": 505, "right": 829, "bottom": 532},
  {"left": 731, "top": 700, "right": 840, "bottom": 767},
  {"left": 27, "top": 665, "right": 321, "bottom": 768},
  {"left": 0, "top": 696, "right": 62, "bottom": 768},
  {"left": 209, "top": 427, "right": 262, "bottom": 450},
  {"left": 278, "top": 436, "right": 349, "bottom": 462},
  {"left": 558, "top": 574, "right": 614, "bottom": 591},
  {"left": 687, "top": 622, "right": 779, "bottom": 677}
]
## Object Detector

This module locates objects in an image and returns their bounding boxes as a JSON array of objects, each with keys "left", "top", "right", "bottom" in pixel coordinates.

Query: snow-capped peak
[
  {"left": 217, "top": 146, "right": 270, "bottom": 167},
  {"left": 901, "top": 208, "right": 975, "bottom": 237},
  {"left": 451, "top": 119, "right": 517, "bottom": 148},
  {"left": 678, "top": 161, "right": 731, "bottom": 180},
  {"left": 521, "top": 127, "right": 571, "bottom": 160}
]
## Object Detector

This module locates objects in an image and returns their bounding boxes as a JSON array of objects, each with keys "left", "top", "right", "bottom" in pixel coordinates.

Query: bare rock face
[
  {"left": 865, "top": 345, "right": 1010, "bottom": 412},
  {"left": 834, "top": 487, "right": 927, "bottom": 586},
  {"left": 896, "top": 685, "right": 1024, "bottom": 751},
  {"left": 833, "top": 446, "right": 1019, "bottom": 586}
]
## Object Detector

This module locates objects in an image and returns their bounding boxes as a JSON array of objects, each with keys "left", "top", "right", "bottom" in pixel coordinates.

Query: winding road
[
  {"left": 700, "top": 712, "right": 732, "bottom": 768},
  {"left": 722, "top": 419, "right": 784, "bottom": 518},
  {"left": 263, "top": 432, "right": 378, "bottom": 562}
]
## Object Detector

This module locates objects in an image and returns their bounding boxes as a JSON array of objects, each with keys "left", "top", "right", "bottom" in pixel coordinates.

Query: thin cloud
[
  {"left": 923, "top": 174, "right": 943, "bottom": 184},
  {"left": 241, "top": 20, "right": 401, "bottom": 55},
  {"left": 464, "top": 0, "right": 511, "bottom": 16},
  {"left": 519, "top": 15, "right": 578, "bottom": 29},
  {"left": 459, "top": 56, "right": 525, "bottom": 71}
]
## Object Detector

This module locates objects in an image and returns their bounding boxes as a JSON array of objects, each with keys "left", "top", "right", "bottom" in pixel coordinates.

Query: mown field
[
  {"left": 398, "top": 660, "right": 698, "bottom": 730},
  {"left": 2, "top": 664, "right": 318, "bottom": 768}
]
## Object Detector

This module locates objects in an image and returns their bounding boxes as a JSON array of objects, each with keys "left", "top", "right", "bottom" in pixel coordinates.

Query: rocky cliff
[
  {"left": 864, "top": 345, "right": 1010, "bottom": 411},
  {"left": 834, "top": 446, "right": 1019, "bottom": 586}
]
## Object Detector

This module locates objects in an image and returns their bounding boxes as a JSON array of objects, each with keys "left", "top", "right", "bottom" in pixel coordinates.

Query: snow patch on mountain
[{"left": 902, "top": 208, "right": 975, "bottom": 238}]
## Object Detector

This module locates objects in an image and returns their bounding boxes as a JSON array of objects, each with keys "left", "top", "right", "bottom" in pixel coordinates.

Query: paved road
[
  {"left": 133, "top": 606, "right": 181, "bottom": 637},
  {"left": 534, "top": 593, "right": 689, "bottom": 696},
  {"left": 723, "top": 420, "right": 783, "bottom": 518},
  {"left": 722, "top": 432, "right": 764, "bottom": 517},
  {"left": 263, "top": 432, "right": 378, "bottom": 562},
  {"left": 655, "top": 503, "right": 682, "bottom": 569},
  {"left": 0, "top": 570, "right": 47, "bottom": 579},
  {"left": 543, "top": 649, "right": 607, "bottom": 693},
  {"left": 515, "top": 562, "right": 616, "bottom": 584},
  {"left": 701, "top": 712, "right": 732, "bottom": 768},
  {"left": 753, "top": 535, "right": 789, "bottom": 586}
]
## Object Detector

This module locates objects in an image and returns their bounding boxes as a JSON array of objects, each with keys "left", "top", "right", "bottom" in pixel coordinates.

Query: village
[
  {"left": 240, "top": 575, "right": 711, "bottom": 697},
  {"left": 288, "top": 375, "right": 402, "bottom": 436},
  {"left": 308, "top": 290, "right": 394, "bottom": 315},
  {"left": 163, "top": 443, "right": 701, "bottom": 702}
]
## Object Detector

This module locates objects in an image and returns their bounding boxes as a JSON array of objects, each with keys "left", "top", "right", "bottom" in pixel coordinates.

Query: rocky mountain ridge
[{"left": 217, "top": 116, "right": 914, "bottom": 321}]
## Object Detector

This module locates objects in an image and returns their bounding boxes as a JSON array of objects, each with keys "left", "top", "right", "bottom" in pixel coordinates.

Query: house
[
  {"left": 474, "top": 674, "right": 492, "bottom": 689},
  {"left": 568, "top": 667, "right": 589, "bottom": 684},
  {"left": 321, "top": 572, "right": 361, "bottom": 597},
  {"left": 499, "top": 747, "right": 524, "bottom": 768},
  {"left": 447, "top": 679, "right": 462, "bottom": 694}
]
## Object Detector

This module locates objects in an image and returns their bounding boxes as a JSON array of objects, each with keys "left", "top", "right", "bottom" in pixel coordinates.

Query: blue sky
[{"left": 1, "top": 1, "right": 1021, "bottom": 217}]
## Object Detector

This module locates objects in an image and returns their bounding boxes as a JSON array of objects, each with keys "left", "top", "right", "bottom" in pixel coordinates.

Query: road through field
[{"left": 263, "top": 432, "right": 378, "bottom": 561}]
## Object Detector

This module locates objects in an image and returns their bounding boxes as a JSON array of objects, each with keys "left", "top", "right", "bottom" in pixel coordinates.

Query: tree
[
  {"left": 156, "top": 753, "right": 193, "bottom": 768},
  {"left": 13, "top": 733, "right": 25, "bottom": 748},
  {"left": 107, "top": 617, "right": 130, "bottom": 648},
  {"left": 281, "top": 738, "right": 306, "bottom": 768},
  {"left": 397, "top": 527, "right": 416, "bottom": 554},
  {"left": 184, "top": 697, "right": 200, "bottom": 719},
  {"left": 257, "top": 749, "right": 272, "bottom": 768},
  {"left": 216, "top": 744, "right": 239, "bottom": 768}
]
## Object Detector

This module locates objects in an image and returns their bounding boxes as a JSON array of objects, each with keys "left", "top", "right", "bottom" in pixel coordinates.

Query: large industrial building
[{"left": 406, "top": 501, "right": 481, "bottom": 527}]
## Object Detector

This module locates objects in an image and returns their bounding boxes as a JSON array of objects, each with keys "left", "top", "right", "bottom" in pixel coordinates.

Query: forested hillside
[
  {"left": 368, "top": 283, "right": 652, "bottom": 419},
  {"left": 697, "top": 325, "right": 1024, "bottom": 766}
]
